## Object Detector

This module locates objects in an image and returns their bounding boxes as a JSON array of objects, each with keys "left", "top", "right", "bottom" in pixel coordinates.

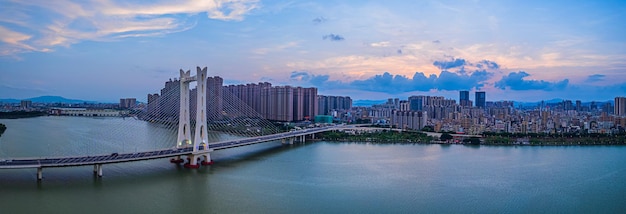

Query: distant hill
[{"left": 0, "top": 96, "right": 96, "bottom": 104}]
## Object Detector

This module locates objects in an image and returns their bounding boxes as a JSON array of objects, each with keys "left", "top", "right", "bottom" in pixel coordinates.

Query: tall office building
[
  {"left": 475, "top": 91, "right": 486, "bottom": 108},
  {"left": 459, "top": 91, "right": 470, "bottom": 107},
  {"left": 616, "top": 97, "right": 626, "bottom": 116},
  {"left": 408, "top": 95, "right": 425, "bottom": 111}
]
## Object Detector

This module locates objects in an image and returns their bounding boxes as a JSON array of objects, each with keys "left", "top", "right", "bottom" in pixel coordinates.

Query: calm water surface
[{"left": 1, "top": 117, "right": 625, "bottom": 213}]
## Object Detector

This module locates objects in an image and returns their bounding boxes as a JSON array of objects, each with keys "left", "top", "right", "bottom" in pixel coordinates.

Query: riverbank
[
  {"left": 0, "top": 111, "right": 48, "bottom": 119},
  {"left": 482, "top": 135, "right": 626, "bottom": 146},
  {"left": 315, "top": 129, "right": 626, "bottom": 146},
  {"left": 316, "top": 130, "right": 434, "bottom": 144}
]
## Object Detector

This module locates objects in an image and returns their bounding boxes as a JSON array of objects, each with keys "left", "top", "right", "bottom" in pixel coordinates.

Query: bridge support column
[
  {"left": 301, "top": 135, "right": 305, "bottom": 143},
  {"left": 201, "top": 153, "right": 213, "bottom": 165},
  {"left": 170, "top": 155, "right": 184, "bottom": 164},
  {"left": 93, "top": 165, "right": 98, "bottom": 174},
  {"left": 97, "top": 164, "right": 103, "bottom": 177},
  {"left": 37, "top": 167, "right": 43, "bottom": 180},
  {"left": 184, "top": 154, "right": 200, "bottom": 169},
  {"left": 289, "top": 138, "right": 294, "bottom": 145},
  {"left": 281, "top": 138, "right": 286, "bottom": 144}
]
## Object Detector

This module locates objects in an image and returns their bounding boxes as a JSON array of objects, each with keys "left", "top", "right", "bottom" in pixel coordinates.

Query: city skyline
[{"left": 1, "top": 0, "right": 625, "bottom": 102}]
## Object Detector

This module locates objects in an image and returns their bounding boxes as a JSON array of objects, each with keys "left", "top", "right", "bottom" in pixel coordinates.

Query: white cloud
[
  {"left": 0, "top": 26, "right": 51, "bottom": 55},
  {"left": 0, "top": 0, "right": 259, "bottom": 56},
  {"left": 369, "top": 41, "right": 390, "bottom": 47}
]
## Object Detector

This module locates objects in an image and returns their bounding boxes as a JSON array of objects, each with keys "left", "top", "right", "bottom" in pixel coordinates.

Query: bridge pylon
[
  {"left": 177, "top": 69, "right": 193, "bottom": 148},
  {"left": 171, "top": 66, "right": 214, "bottom": 168}
]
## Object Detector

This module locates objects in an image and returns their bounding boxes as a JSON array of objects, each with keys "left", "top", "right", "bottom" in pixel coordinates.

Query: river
[{"left": 1, "top": 117, "right": 625, "bottom": 213}]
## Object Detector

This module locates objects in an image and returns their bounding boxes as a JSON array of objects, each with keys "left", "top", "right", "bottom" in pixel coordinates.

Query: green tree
[
  {"left": 421, "top": 126, "right": 434, "bottom": 132},
  {"left": 468, "top": 137, "right": 481, "bottom": 145},
  {"left": 440, "top": 133, "right": 453, "bottom": 141}
]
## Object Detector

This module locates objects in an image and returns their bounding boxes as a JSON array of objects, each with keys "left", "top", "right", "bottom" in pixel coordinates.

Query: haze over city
[{"left": 1, "top": 0, "right": 625, "bottom": 102}]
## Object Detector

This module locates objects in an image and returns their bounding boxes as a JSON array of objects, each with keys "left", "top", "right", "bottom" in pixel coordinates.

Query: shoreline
[
  {"left": 316, "top": 139, "right": 626, "bottom": 146},
  {"left": 0, "top": 111, "right": 48, "bottom": 119},
  {"left": 314, "top": 130, "right": 626, "bottom": 146}
]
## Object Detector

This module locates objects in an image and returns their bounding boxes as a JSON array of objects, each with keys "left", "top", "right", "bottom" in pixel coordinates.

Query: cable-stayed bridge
[
  {"left": 0, "top": 67, "right": 357, "bottom": 180},
  {"left": 0, "top": 126, "right": 349, "bottom": 177}
]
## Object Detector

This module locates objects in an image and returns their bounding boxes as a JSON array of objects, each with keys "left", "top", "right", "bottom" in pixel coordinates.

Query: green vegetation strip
[
  {"left": 0, "top": 110, "right": 48, "bottom": 119},
  {"left": 317, "top": 129, "right": 626, "bottom": 146},
  {"left": 482, "top": 132, "right": 626, "bottom": 145},
  {"left": 317, "top": 130, "right": 434, "bottom": 144}
]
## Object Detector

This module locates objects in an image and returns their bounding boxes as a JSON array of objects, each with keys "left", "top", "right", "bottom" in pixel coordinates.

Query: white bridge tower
[{"left": 171, "top": 66, "right": 213, "bottom": 168}]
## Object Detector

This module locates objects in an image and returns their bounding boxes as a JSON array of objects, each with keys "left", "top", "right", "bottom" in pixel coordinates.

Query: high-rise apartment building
[
  {"left": 317, "top": 95, "right": 352, "bottom": 116},
  {"left": 226, "top": 83, "right": 317, "bottom": 122},
  {"left": 119, "top": 98, "right": 136, "bottom": 109},
  {"left": 302, "top": 88, "right": 318, "bottom": 120},
  {"left": 20, "top": 100, "right": 32, "bottom": 109},
  {"left": 147, "top": 93, "right": 160, "bottom": 118},
  {"left": 391, "top": 110, "right": 427, "bottom": 130},
  {"left": 475, "top": 91, "right": 486, "bottom": 108},
  {"left": 615, "top": 97, "right": 626, "bottom": 116},
  {"left": 206, "top": 76, "right": 223, "bottom": 120},
  {"left": 562, "top": 100, "right": 573, "bottom": 111},
  {"left": 149, "top": 75, "right": 322, "bottom": 122},
  {"left": 159, "top": 79, "right": 180, "bottom": 119}
]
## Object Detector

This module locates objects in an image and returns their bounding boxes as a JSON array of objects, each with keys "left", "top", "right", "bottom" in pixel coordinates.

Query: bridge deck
[
  {"left": 0, "top": 147, "right": 194, "bottom": 169},
  {"left": 0, "top": 126, "right": 344, "bottom": 169}
]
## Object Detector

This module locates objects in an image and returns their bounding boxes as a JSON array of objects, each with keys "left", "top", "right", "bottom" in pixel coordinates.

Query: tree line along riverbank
[
  {"left": 0, "top": 110, "right": 48, "bottom": 119},
  {"left": 482, "top": 132, "right": 626, "bottom": 145},
  {"left": 315, "top": 129, "right": 626, "bottom": 146},
  {"left": 316, "top": 130, "right": 434, "bottom": 144}
]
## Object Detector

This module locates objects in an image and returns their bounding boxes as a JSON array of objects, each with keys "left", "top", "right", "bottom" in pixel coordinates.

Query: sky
[{"left": 0, "top": 0, "right": 625, "bottom": 103}]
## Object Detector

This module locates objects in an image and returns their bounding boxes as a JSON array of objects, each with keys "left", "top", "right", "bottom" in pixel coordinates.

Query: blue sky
[{"left": 1, "top": 0, "right": 625, "bottom": 102}]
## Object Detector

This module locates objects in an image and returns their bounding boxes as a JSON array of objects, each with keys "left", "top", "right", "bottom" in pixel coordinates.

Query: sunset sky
[{"left": 1, "top": 0, "right": 625, "bottom": 103}]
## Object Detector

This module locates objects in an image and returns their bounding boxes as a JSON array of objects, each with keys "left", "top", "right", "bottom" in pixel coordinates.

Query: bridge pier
[
  {"left": 201, "top": 153, "right": 213, "bottom": 165},
  {"left": 95, "top": 164, "right": 103, "bottom": 177},
  {"left": 37, "top": 167, "right": 43, "bottom": 180},
  {"left": 184, "top": 154, "right": 200, "bottom": 169},
  {"left": 170, "top": 155, "right": 184, "bottom": 164}
]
